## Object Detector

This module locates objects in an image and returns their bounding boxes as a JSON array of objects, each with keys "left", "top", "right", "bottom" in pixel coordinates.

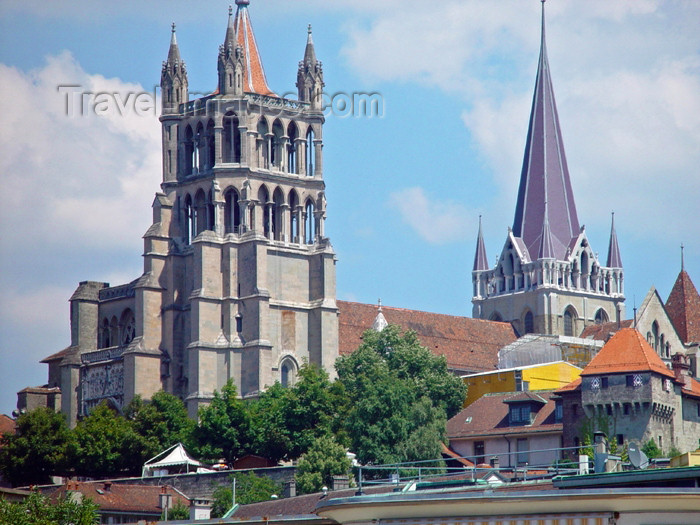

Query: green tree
[
  {"left": 124, "top": 391, "right": 195, "bottom": 458},
  {"left": 210, "top": 472, "right": 282, "bottom": 517},
  {"left": 0, "top": 490, "right": 99, "bottom": 525},
  {"left": 161, "top": 501, "right": 189, "bottom": 521},
  {"left": 248, "top": 382, "right": 293, "bottom": 463},
  {"left": 336, "top": 325, "right": 464, "bottom": 467},
  {"left": 642, "top": 438, "right": 662, "bottom": 459},
  {"left": 192, "top": 381, "right": 253, "bottom": 463},
  {"left": 0, "top": 408, "right": 74, "bottom": 486},
  {"left": 72, "top": 402, "right": 148, "bottom": 478},
  {"left": 295, "top": 434, "right": 352, "bottom": 495}
]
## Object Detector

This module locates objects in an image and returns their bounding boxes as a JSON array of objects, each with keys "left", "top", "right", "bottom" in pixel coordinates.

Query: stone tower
[
  {"left": 471, "top": 2, "right": 625, "bottom": 337},
  {"left": 49, "top": 1, "right": 338, "bottom": 423}
]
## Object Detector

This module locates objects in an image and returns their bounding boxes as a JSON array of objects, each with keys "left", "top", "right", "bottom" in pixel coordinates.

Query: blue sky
[{"left": 1, "top": 0, "right": 699, "bottom": 416}]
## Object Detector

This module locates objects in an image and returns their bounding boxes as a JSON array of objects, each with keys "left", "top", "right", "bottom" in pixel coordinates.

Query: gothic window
[
  {"left": 206, "top": 120, "right": 215, "bottom": 168},
  {"left": 280, "top": 357, "right": 297, "bottom": 388},
  {"left": 258, "top": 185, "right": 271, "bottom": 238},
  {"left": 594, "top": 308, "right": 609, "bottom": 325},
  {"left": 184, "top": 125, "right": 195, "bottom": 175},
  {"left": 194, "top": 189, "right": 207, "bottom": 236},
  {"left": 652, "top": 321, "right": 660, "bottom": 353},
  {"left": 223, "top": 114, "right": 241, "bottom": 163},
  {"left": 224, "top": 188, "right": 241, "bottom": 234},
  {"left": 271, "top": 119, "right": 284, "bottom": 170},
  {"left": 109, "top": 316, "right": 119, "bottom": 347},
  {"left": 304, "top": 199, "right": 316, "bottom": 244},
  {"left": 101, "top": 318, "right": 111, "bottom": 348},
  {"left": 184, "top": 194, "right": 194, "bottom": 244},
  {"left": 289, "top": 190, "right": 300, "bottom": 243},
  {"left": 257, "top": 118, "right": 269, "bottom": 169},
  {"left": 235, "top": 314, "right": 242, "bottom": 334},
  {"left": 563, "top": 306, "right": 576, "bottom": 337},
  {"left": 523, "top": 311, "right": 534, "bottom": 334},
  {"left": 287, "top": 121, "right": 298, "bottom": 174},
  {"left": 272, "top": 187, "right": 284, "bottom": 241},
  {"left": 195, "top": 122, "right": 205, "bottom": 172},
  {"left": 306, "top": 127, "right": 315, "bottom": 176},
  {"left": 120, "top": 309, "right": 135, "bottom": 346}
]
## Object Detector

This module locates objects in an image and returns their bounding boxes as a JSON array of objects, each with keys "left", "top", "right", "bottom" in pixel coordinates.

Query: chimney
[
  {"left": 672, "top": 353, "right": 691, "bottom": 389},
  {"left": 490, "top": 456, "right": 500, "bottom": 469},
  {"left": 284, "top": 479, "right": 296, "bottom": 498},
  {"left": 158, "top": 486, "right": 172, "bottom": 510},
  {"left": 331, "top": 475, "right": 349, "bottom": 491},
  {"left": 189, "top": 498, "right": 212, "bottom": 521},
  {"left": 103, "top": 481, "right": 112, "bottom": 492}
]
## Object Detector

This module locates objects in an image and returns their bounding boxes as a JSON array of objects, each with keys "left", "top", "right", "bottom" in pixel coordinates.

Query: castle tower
[
  {"left": 49, "top": 1, "right": 338, "bottom": 423},
  {"left": 472, "top": 2, "right": 625, "bottom": 337}
]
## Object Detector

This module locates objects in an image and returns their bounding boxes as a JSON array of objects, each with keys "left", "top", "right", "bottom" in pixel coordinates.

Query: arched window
[
  {"left": 257, "top": 118, "right": 269, "bottom": 169},
  {"left": 194, "top": 190, "right": 207, "bottom": 236},
  {"left": 120, "top": 309, "right": 135, "bottom": 346},
  {"left": 306, "top": 127, "right": 315, "bottom": 176},
  {"left": 594, "top": 309, "right": 609, "bottom": 325},
  {"left": 224, "top": 188, "right": 241, "bottom": 234},
  {"left": 289, "top": 190, "right": 300, "bottom": 243},
  {"left": 206, "top": 120, "right": 215, "bottom": 169},
  {"left": 101, "top": 318, "right": 111, "bottom": 348},
  {"left": 184, "top": 125, "right": 195, "bottom": 175},
  {"left": 184, "top": 194, "right": 194, "bottom": 243},
  {"left": 524, "top": 311, "right": 534, "bottom": 334},
  {"left": 195, "top": 122, "right": 205, "bottom": 172},
  {"left": 581, "top": 251, "right": 589, "bottom": 276},
  {"left": 223, "top": 113, "right": 241, "bottom": 163},
  {"left": 287, "top": 122, "right": 298, "bottom": 173},
  {"left": 563, "top": 307, "right": 576, "bottom": 337},
  {"left": 109, "top": 316, "right": 119, "bottom": 347},
  {"left": 258, "top": 185, "right": 270, "bottom": 238},
  {"left": 304, "top": 199, "right": 316, "bottom": 244},
  {"left": 280, "top": 357, "right": 297, "bottom": 388},
  {"left": 271, "top": 119, "right": 284, "bottom": 170},
  {"left": 652, "top": 321, "right": 660, "bottom": 353},
  {"left": 272, "top": 187, "right": 284, "bottom": 241}
]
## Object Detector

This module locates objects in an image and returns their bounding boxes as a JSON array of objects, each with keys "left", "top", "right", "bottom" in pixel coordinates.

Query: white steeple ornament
[{"left": 372, "top": 299, "right": 388, "bottom": 332}]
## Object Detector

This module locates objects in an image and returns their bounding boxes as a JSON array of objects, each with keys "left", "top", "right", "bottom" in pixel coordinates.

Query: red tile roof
[
  {"left": 682, "top": 376, "right": 700, "bottom": 400},
  {"left": 337, "top": 301, "right": 518, "bottom": 374},
  {"left": 554, "top": 377, "right": 581, "bottom": 394},
  {"left": 446, "top": 390, "right": 561, "bottom": 439},
  {"left": 0, "top": 414, "right": 16, "bottom": 438},
  {"left": 666, "top": 269, "right": 700, "bottom": 344},
  {"left": 233, "top": 4, "right": 275, "bottom": 96},
  {"left": 45, "top": 482, "right": 189, "bottom": 515},
  {"left": 579, "top": 320, "right": 633, "bottom": 341},
  {"left": 579, "top": 328, "right": 675, "bottom": 379}
]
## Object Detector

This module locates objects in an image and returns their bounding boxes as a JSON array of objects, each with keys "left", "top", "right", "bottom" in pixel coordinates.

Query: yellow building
[{"left": 462, "top": 361, "right": 582, "bottom": 407}]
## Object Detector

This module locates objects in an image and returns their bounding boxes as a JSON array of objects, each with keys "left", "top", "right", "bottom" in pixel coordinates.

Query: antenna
[{"left": 628, "top": 443, "right": 649, "bottom": 470}]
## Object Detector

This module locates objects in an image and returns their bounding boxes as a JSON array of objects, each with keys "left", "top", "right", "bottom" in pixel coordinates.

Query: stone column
[
  {"left": 298, "top": 138, "right": 307, "bottom": 175},
  {"left": 281, "top": 203, "right": 290, "bottom": 243}
]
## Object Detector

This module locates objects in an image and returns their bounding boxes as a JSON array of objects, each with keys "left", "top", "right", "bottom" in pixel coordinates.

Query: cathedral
[{"left": 23, "top": 1, "right": 700, "bottom": 429}]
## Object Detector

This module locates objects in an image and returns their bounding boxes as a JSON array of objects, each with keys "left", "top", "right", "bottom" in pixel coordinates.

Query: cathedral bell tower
[
  {"left": 471, "top": 1, "right": 625, "bottom": 337},
  {"left": 151, "top": 1, "right": 338, "bottom": 416}
]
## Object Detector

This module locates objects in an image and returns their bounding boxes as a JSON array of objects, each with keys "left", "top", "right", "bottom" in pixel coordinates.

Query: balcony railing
[{"left": 81, "top": 345, "right": 125, "bottom": 364}]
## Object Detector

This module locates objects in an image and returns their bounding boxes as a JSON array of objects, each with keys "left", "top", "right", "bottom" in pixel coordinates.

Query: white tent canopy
[{"left": 142, "top": 443, "right": 206, "bottom": 477}]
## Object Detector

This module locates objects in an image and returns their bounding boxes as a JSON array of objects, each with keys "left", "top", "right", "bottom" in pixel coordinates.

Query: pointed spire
[
  {"left": 606, "top": 212, "right": 623, "bottom": 268},
  {"left": 512, "top": 0, "right": 579, "bottom": 260},
  {"left": 167, "top": 22, "right": 181, "bottom": 63},
  {"left": 304, "top": 24, "right": 317, "bottom": 65},
  {"left": 473, "top": 216, "right": 489, "bottom": 271},
  {"left": 372, "top": 299, "right": 388, "bottom": 332},
  {"left": 224, "top": 5, "right": 236, "bottom": 52},
  {"left": 681, "top": 243, "right": 685, "bottom": 271},
  {"left": 666, "top": 256, "right": 700, "bottom": 344}
]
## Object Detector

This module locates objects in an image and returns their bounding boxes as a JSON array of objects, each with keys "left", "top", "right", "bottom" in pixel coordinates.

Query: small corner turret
[
  {"left": 161, "top": 23, "right": 188, "bottom": 115},
  {"left": 297, "top": 24, "right": 324, "bottom": 109}
]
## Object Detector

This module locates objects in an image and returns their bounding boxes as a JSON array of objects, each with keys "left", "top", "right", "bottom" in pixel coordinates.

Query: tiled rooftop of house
[
  {"left": 579, "top": 319, "right": 633, "bottom": 341},
  {"left": 446, "top": 390, "right": 560, "bottom": 439},
  {"left": 579, "top": 328, "right": 675, "bottom": 378},
  {"left": 44, "top": 481, "right": 189, "bottom": 514},
  {"left": 0, "top": 414, "right": 16, "bottom": 438},
  {"left": 337, "top": 300, "right": 518, "bottom": 374}
]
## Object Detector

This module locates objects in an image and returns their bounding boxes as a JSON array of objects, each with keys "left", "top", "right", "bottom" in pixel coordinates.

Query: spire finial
[
  {"left": 229, "top": 4, "right": 233, "bottom": 16},
  {"left": 171, "top": 22, "right": 176, "bottom": 34},
  {"left": 235, "top": 0, "right": 249, "bottom": 6},
  {"left": 681, "top": 243, "right": 685, "bottom": 271},
  {"left": 308, "top": 24, "right": 312, "bottom": 35},
  {"left": 378, "top": 298, "right": 382, "bottom": 312}
]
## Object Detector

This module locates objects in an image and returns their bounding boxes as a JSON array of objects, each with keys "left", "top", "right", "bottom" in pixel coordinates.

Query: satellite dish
[{"left": 628, "top": 443, "right": 649, "bottom": 469}]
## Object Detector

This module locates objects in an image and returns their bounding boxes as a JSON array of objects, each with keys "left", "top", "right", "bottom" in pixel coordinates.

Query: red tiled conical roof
[{"left": 580, "top": 328, "right": 674, "bottom": 378}]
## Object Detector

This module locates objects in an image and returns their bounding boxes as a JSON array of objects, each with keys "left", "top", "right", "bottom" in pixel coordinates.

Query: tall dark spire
[
  {"left": 304, "top": 24, "right": 317, "bottom": 65},
  {"left": 606, "top": 212, "right": 623, "bottom": 268},
  {"left": 473, "top": 216, "right": 489, "bottom": 271},
  {"left": 512, "top": 0, "right": 579, "bottom": 260}
]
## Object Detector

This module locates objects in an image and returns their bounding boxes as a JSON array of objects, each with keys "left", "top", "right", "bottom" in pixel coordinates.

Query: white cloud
[
  {"left": 0, "top": 52, "right": 161, "bottom": 251},
  {"left": 388, "top": 187, "right": 471, "bottom": 244}
]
